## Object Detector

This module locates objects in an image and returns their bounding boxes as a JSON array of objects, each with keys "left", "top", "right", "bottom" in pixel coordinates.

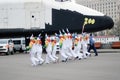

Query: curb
[{"left": 91, "top": 49, "right": 120, "bottom": 53}]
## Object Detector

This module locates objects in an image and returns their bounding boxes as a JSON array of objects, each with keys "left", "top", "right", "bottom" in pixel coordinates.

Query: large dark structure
[{"left": 0, "top": 0, "right": 114, "bottom": 38}]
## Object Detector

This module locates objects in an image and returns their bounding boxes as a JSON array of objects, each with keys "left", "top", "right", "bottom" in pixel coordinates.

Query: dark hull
[{"left": 0, "top": 9, "right": 114, "bottom": 38}]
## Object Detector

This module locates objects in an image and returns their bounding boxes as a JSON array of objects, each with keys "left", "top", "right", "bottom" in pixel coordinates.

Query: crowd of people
[{"left": 27, "top": 29, "right": 98, "bottom": 66}]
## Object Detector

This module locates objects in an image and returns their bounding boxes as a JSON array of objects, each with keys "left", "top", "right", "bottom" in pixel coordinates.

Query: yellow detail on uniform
[
  {"left": 83, "top": 36, "right": 89, "bottom": 41},
  {"left": 83, "top": 37, "right": 86, "bottom": 41},
  {"left": 59, "top": 38, "right": 64, "bottom": 48},
  {"left": 29, "top": 40, "right": 35, "bottom": 48},
  {"left": 52, "top": 42, "right": 55, "bottom": 47},
  {"left": 45, "top": 40, "right": 49, "bottom": 47},
  {"left": 51, "top": 40, "right": 56, "bottom": 49},
  {"left": 74, "top": 39, "right": 78, "bottom": 46}
]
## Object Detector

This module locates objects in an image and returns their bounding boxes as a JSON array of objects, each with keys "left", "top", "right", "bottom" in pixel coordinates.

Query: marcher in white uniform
[
  {"left": 36, "top": 34, "right": 44, "bottom": 65},
  {"left": 63, "top": 33, "right": 73, "bottom": 60},
  {"left": 59, "top": 31, "right": 68, "bottom": 62},
  {"left": 29, "top": 35, "right": 39, "bottom": 66},
  {"left": 45, "top": 35, "right": 56, "bottom": 64},
  {"left": 51, "top": 36, "right": 59, "bottom": 61},
  {"left": 77, "top": 35, "right": 84, "bottom": 58},
  {"left": 81, "top": 34, "right": 87, "bottom": 59},
  {"left": 74, "top": 35, "right": 83, "bottom": 60},
  {"left": 85, "top": 34, "right": 91, "bottom": 56},
  {"left": 67, "top": 33, "right": 77, "bottom": 60},
  {"left": 82, "top": 33, "right": 91, "bottom": 58}
]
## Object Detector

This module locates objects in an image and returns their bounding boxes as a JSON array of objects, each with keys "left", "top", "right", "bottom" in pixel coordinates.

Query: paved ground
[{"left": 0, "top": 52, "right": 120, "bottom": 80}]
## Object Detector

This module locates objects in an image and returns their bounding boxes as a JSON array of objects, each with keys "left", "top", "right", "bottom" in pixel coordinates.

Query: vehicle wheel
[{"left": 2, "top": 53, "right": 6, "bottom": 56}]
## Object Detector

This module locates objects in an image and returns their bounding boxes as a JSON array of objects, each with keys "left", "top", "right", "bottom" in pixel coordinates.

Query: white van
[
  {"left": 12, "top": 37, "right": 26, "bottom": 52},
  {"left": 0, "top": 39, "right": 14, "bottom": 55}
]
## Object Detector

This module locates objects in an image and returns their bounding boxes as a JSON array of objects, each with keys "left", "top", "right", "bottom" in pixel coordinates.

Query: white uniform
[
  {"left": 59, "top": 35, "right": 68, "bottom": 62},
  {"left": 52, "top": 43, "right": 59, "bottom": 60},
  {"left": 85, "top": 37, "right": 91, "bottom": 56},
  {"left": 82, "top": 35, "right": 91, "bottom": 58},
  {"left": 74, "top": 38, "right": 83, "bottom": 59},
  {"left": 68, "top": 38, "right": 77, "bottom": 59},
  {"left": 45, "top": 42, "right": 56, "bottom": 64},
  {"left": 30, "top": 43, "right": 39, "bottom": 66},
  {"left": 64, "top": 38, "right": 73, "bottom": 59},
  {"left": 36, "top": 43, "right": 44, "bottom": 65},
  {"left": 60, "top": 39, "right": 68, "bottom": 62}
]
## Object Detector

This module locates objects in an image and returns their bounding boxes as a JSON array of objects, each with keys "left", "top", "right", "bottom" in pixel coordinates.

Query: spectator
[{"left": 88, "top": 33, "right": 98, "bottom": 56}]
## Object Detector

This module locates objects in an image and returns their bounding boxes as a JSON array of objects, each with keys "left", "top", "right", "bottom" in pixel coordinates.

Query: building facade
[{"left": 76, "top": 0, "right": 120, "bottom": 35}]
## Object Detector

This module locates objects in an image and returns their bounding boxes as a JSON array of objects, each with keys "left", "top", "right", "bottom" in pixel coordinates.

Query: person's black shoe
[
  {"left": 89, "top": 54, "right": 91, "bottom": 57},
  {"left": 62, "top": 60, "right": 65, "bottom": 62},
  {"left": 95, "top": 54, "right": 98, "bottom": 56},
  {"left": 79, "top": 58, "right": 81, "bottom": 60},
  {"left": 74, "top": 56, "right": 78, "bottom": 60},
  {"left": 65, "top": 58, "right": 68, "bottom": 62},
  {"left": 62, "top": 58, "right": 68, "bottom": 62}
]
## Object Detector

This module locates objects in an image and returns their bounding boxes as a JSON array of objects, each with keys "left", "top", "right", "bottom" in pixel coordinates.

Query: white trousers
[
  {"left": 30, "top": 51, "right": 39, "bottom": 66},
  {"left": 36, "top": 45, "right": 44, "bottom": 64},
  {"left": 60, "top": 49, "right": 68, "bottom": 61},
  {"left": 68, "top": 47, "right": 77, "bottom": 58},
  {"left": 45, "top": 51, "right": 56, "bottom": 64},
  {"left": 74, "top": 46, "right": 83, "bottom": 59}
]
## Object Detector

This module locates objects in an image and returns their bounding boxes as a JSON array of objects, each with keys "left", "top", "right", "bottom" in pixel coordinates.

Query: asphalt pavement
[{"left": 0, "top": 52, "right": 120, "bottom": 80}]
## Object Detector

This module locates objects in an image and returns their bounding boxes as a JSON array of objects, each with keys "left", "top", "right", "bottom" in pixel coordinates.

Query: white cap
[
  {"left": 30, "top": 34, "right": 34, "bottom": 40},
  {"left": 37, "top": 37, "right": 40, "bottom": 40},
  {"left": 75, "top": 36, "right": 77, "bottom": 38},
  {"left": 64, "top": 33, "right": 67, "bottom": 36}
]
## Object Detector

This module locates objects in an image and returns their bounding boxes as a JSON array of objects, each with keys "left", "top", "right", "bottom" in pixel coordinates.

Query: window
[
  {"left": 0, "top": 40, "right": 7, "bottom": 44},
  {"left": 22, "top": 40, "right": 25, "bottom": 44},
  {"left": 13, "top": 40, "right": 21, "bottom": 44}
]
